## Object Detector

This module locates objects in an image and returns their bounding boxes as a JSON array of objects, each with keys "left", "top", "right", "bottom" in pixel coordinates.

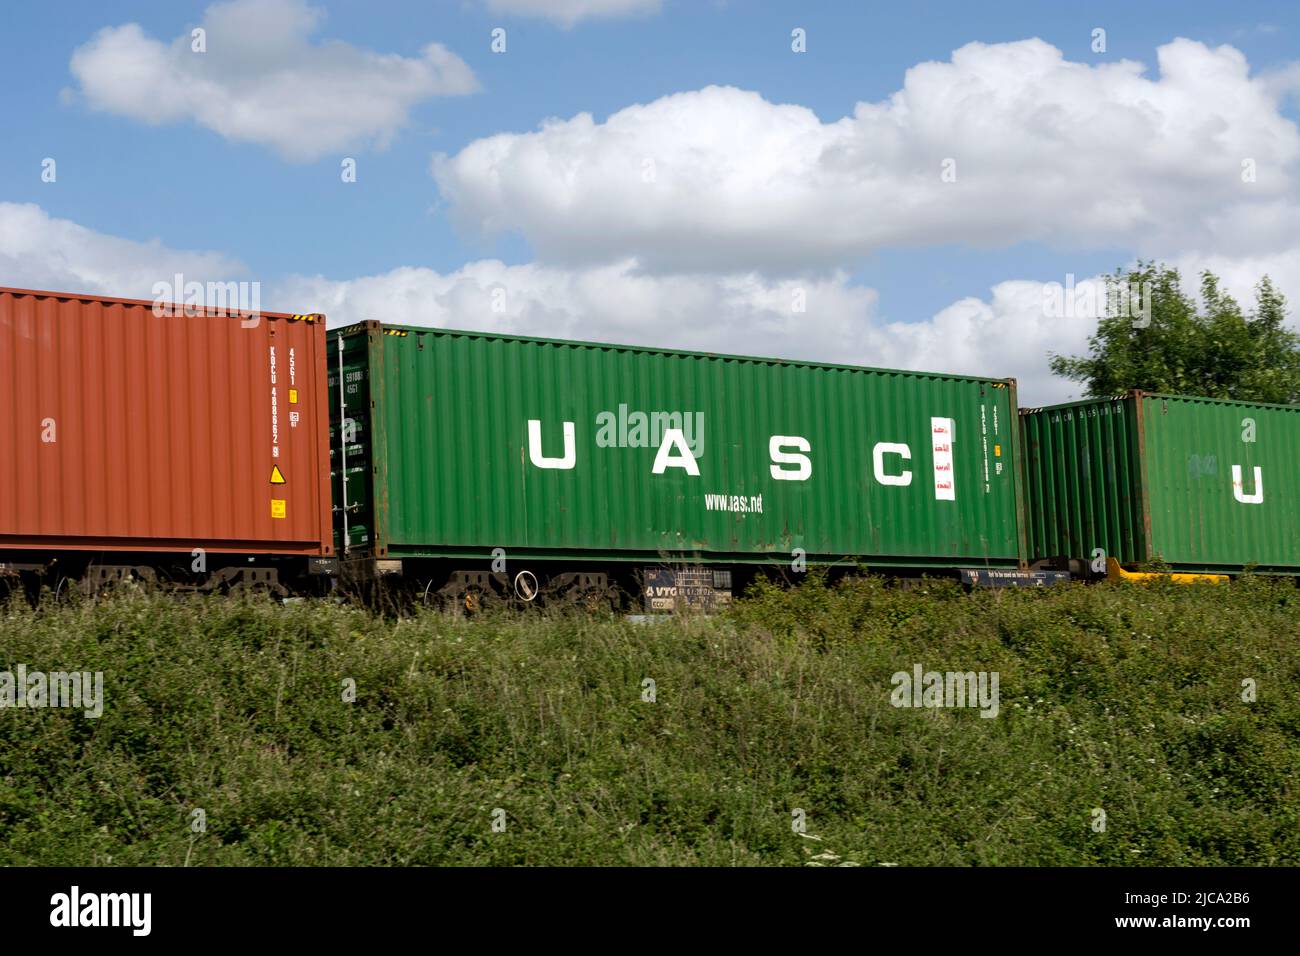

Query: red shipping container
[{"left": 0, "top": 287, "right": 333, "bottom": 558}]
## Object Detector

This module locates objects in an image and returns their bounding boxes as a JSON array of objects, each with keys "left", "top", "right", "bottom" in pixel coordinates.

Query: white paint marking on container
[{"left": 931, "top": 416, "right": 955, "bottom": 501}]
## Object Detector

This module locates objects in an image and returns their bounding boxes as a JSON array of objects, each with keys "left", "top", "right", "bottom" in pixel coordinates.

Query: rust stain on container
[{"left": 0, "top": 287, "right": 332, "bottom": 555}]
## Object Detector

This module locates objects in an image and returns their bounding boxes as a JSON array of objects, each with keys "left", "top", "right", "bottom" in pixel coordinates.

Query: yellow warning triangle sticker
[{"left": 270, "top": 465, "right": 286, "bottom": 485}]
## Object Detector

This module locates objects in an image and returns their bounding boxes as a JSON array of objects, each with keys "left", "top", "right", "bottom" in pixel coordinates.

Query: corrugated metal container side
[
  {"left": 331, "top": 322, "right": 1027, "bottom": 568},
  {"left": 1019, "top": 395, "right": 1146, "bottom": 565},
  {"left": 0, "top": 287, "right": 333, "bottom": 556},
  {"left": 1021, "top": 391, "right": 1300, "bottom": 572}
]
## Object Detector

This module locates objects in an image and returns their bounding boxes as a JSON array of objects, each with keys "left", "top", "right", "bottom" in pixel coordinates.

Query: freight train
[{"left": 1, "top": 286, "right": 1291, "bottom": 607}]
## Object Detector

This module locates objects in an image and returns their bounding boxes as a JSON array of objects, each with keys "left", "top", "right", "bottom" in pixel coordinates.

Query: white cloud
[
  {"left": 0, "top": 202, "right": 244, "bottom": 298},
  {"left": 280, "top": 250, "right": 1300, "bottom": 406},
  {"left": 484, "top": 0, "right": 661, "bottom": 28},
  {"left": 275, "top": 259, "right": 1101, "bottom": 404},
  {"left": 69, "top": 0, "right": 477, "bottom": 162},
  {"left": 23, "top": 200, "right": 1296, "bottom": 406},
  {"left": 875, "top": 280, "right": 1098, "bottom": 405},
  {"left": 433, "top": 38, "right": 1300, "bottom": 272},
  {"left": 276, "top": 259, "right": 873, "bottom": 355},
  {"left": 1173, "top": 244, "right": 1300, "bottom": 312}
]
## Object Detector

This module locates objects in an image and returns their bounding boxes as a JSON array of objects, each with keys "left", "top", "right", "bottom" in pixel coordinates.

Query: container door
[{"left": 329, "top": 329, "right": 376, "bottom": 554}]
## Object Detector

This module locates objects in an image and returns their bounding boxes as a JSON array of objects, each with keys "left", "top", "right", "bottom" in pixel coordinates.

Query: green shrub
[{"left": 1, "top": 576, "right": 1296, "bottom": 865}]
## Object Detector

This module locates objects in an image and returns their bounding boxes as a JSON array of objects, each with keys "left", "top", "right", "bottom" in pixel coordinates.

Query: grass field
[{"left": 1, "top": 574, "right": 1297, "bottom": 866}]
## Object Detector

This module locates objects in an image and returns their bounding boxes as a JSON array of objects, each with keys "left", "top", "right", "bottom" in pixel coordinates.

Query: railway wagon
[
  {"left": 1020, "top": 391, "right": 1300, "bottom": 575},
  {"left": 330, "top": 321, "right": 1039, "bottom": 607},
  {"left": 0, "top": 287, "right": 336, "bottom": 594}
]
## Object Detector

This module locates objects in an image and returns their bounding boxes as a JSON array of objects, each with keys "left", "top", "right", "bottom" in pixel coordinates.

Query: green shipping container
[
  {"left": 1020, "top": 391, "right": 1300, "bottom": 574},
  {"left": 329, "top": 322, "right": 1027, "bottom": 570}
]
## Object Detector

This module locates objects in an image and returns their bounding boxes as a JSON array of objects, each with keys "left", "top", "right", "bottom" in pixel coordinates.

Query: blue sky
[{"left": 2, "top": 0, "right": 1298, "bottom": 402}]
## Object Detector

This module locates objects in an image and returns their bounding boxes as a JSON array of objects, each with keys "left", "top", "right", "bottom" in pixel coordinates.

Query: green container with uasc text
[{"left": 329, "top": 322, "right": 1027, "bottom": 570}]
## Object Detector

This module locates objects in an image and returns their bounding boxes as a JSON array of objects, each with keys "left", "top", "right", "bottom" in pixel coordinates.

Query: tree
[{"left": 1049, "top": 264, "right": 1300, "bottom": 404}]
